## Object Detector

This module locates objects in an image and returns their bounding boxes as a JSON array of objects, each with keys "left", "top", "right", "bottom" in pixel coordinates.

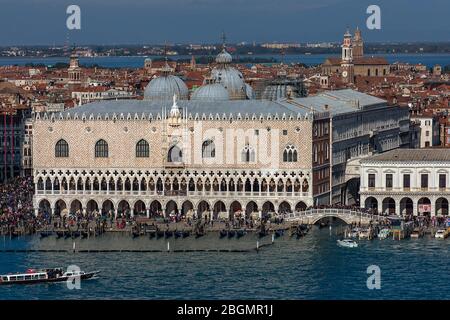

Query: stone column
[
  {"left": 395, "top": 200, "right": 400, "bottom": 216},
  {"left": 413, "top": 200, "right": 418, "bottom": 217}
]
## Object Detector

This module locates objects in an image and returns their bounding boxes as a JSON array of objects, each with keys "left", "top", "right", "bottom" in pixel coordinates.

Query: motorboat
[
  {"left": 435, "top": 229, "right": 448, "bottom": 239},
  {"left": 337, "top": 239, "right": 358, "bottom": 248},
  {"left": 410, "top": 228, "right": 424, "bottom": 239},
  {"left": 377, "top": 228, "right": 391, "bottom": 240},
  {"left": 0, "top": 268, "right": 99, "bottom": 285}
]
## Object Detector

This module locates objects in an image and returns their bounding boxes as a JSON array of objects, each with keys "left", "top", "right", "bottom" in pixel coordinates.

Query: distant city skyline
[{"left": 0, "top": 0, "right": 449, "bottom": 45}]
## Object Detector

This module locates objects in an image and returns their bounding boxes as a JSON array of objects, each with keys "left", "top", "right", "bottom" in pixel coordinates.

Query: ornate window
[
  {"left": 55, "top": 139, "right": 69, "bottom": 158},
  {"left": 202, "top": 139, "right": 215, "bottom": 158},
  {"left": 283, "top": 145, "right": 298, "bottom": 162},
  {"left": 168, "top": 145, "right": 182, "bottom": 162},
  {"left": 95, "top": 139, "right": 108, "bottom": 158},
  {"left": 136, "top": 139, "right": 150, "bottom": 158},
  {"left": 241, "top": 144, "right": 255, "bottom": 163}
]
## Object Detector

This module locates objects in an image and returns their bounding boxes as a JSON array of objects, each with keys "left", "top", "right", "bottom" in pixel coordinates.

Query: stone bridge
[{"left": 283, "top": 208, "right": 378, "bottom": 225}]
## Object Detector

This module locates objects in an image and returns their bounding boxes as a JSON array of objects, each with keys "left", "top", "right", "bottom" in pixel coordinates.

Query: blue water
[
  {"left": 0, "top": 53, "right": 449, "bottom": 68},
  {"left": 0, "top": 228, "right": 448, "bottom": 300}
]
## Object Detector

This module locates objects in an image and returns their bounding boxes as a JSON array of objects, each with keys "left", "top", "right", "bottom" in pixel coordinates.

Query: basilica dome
[
  {"left": 211, "top": 48, "right": 247, "bottom": 100},
  {"left": 144, "top": 63, "right": 189, "bottom": 101},
  {"left": 191, "top": 83, "right": 230, "bottom": 101}
]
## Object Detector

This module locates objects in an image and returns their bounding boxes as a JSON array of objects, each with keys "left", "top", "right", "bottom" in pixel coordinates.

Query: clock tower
[{"left": 340, "top": 29, "right": 354, "bottom": 84}]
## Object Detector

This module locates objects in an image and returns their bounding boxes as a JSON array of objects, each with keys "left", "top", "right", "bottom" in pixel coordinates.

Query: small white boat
[
  {"left": 337, "top": 239, "right": 358, "bottom": 248},
  {"left": 378, "top": 228, "right": 390, "bottom": 239}
]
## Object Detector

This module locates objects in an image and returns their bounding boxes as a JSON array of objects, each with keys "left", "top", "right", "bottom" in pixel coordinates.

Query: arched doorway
[
  {"left": 229, "top": 201, "right": 242, "bottom": 220},
  {"left": 365, "top": 197, "right": 378, "bottom": 213},
  {"left": 181, "top": 200, "right": 194, "bottom": 216},
  {"left": 149, "top": 200, "right": 162, "bottom": 217},
  {"left": 418, "top": 197, "right": 431, "bottom": 216},
  {"left": 54, "top": 199, "right": 67, "bottom": 216},
  {"left": 382, "top": 197, "right": 395, "bottom": 215},
  {"left": 262, "top": 201, "right": 275, "bottom": 215},
  {"left": 400, "top": 197, "right": 413, "bottom": 216},
  {"left": 86, "top": 199, "right": 99, "bottom": 214},
  {"left": 166, "top": 200, "right": 178, "bottom": 217},
  {"left": 279, "top": 201, "right": 292, "bottom": 214},
  {"left": 245, "top": 201, "right": 258, "bottom": 218},
  {"left": 38, "top": 199, "right": 51, "bottom": 215},
  {"left": 70, "top": 200, "right": 82, "bottom": 214},
  {"left": 435, "top": 198, "right": 449, "bottom": 216},
  {"left": 213, "top": 201, "right": 226, "bottom": 220},
  {"left": 102, "top": 200, "right": 114, "bottom": 216},
  {"left": 295, "top": 201, "right": 307, "bottom": 212},
  {"left": 197, "top": 201, "right": 210, "bottom": 219},
  {"left": 118, "top": 200, "right": 130, "bottom": 217},
  {"left": 134, "top": 200, "right": 146, "bottom": 216}
]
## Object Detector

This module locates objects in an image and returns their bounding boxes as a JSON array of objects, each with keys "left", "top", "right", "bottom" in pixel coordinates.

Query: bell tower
[
  {"left": 340, "top": 29, "right": 354, "bottom": 84},
  {"left": 353, "top": 27, "right": 364, "bottom": 59}
]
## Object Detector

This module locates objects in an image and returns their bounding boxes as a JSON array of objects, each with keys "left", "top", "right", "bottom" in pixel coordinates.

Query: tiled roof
[{"left": 362, "top": 149, "right": 450, "bottom": 162}]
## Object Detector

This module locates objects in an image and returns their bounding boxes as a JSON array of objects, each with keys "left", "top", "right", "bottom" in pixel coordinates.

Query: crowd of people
[{"left": 0, "top": 176, "right": 41, "bottom": 234}]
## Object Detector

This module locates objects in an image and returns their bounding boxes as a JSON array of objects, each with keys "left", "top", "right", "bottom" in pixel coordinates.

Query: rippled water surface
[{"left": 0, "top": 228, "right": 448, "bottom": 300}]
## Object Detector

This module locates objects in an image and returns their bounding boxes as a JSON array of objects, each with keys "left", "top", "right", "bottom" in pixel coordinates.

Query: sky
[{"left": 0, "top": 0, "right": 449, "bottom": 45}]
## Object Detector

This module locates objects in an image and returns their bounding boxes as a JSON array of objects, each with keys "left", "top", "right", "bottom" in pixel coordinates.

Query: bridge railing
[{"left": 283, "top": 208, "right": 379, "bottom": 222}]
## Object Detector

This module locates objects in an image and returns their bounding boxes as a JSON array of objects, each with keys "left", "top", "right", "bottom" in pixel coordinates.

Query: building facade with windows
[
  {"left": 360, "top": 149, "right": 450, "bottom": 216},
  {"left": 32, "top": 97, "right": 329, "bottom": 218}
]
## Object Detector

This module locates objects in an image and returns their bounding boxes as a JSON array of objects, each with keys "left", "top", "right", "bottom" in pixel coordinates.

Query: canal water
[{"left": 1, "top": 227, "right": 448, "bottom": 300}]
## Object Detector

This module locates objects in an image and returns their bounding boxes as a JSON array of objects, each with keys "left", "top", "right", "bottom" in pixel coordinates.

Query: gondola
[
  {"left": 156, "top": 231, "right": 165, "bottom": 239},
  {"left": 258, "top": 231, "right": 267, "bottom": 238},
  {"left": 72, "top": 231, "right": 81, "bottom": 239},
  {"left": 274, "top": 230, "right": 284, "bottom": 238},
  {"left": 40, "top": 231, "right": 52, "bottom": 239},
  {"left": 64, "top": 232, "right": 72, "bottom": 239},
  {"left": 148, "top": 231, "right": 156, "bottom": 239},
  {"left": 81, "top": 231, "right": 89, "bottom": 239},
  {"left": 195, "top": 232, "right": 204, "bottom": 239},
  {"left": 182, "top": 231, "right": 190, "bottom": 238},
  {"left": 132, "top": 231, "right": 140, "bottom": 238},
  {"left": 9, "top": 232, "right": 20, "bottom": 238},
  {"left": 56, "top": 231, "right": 64, "bottom": 239},
  {"left": 227, "top": 230, "right": 235, "bottom": 238},
  {"left": 164, "top": 230, "right": 173, "bottom": 239},
  {"left": 174, "top": 231, "right": 183, "bottom": 239},
  {"left": 236, "top": 230, "right": 246, "bottom": 238},
  {"left": 296, "top": 230, "right": 304, "bottom": 239},
  {"left": 219, "top": 230, "right": 227, "bottom": 238}
]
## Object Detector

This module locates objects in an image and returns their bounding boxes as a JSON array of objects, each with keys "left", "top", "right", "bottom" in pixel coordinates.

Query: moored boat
[
  {"left": 182, "top": 231, "right": 190, "bottom": 238},
  {"left": 236, "top": 230, "right": 246, "bottom": 238},
  {"left": 227, "top": 230, "right": 235, "bottom": 238},
  {"left": 377, "top": 228, "right": 391, "bottom": 239},
  {"left": 219, "top": 230, "right": 227, "bottom": 238},
  {"left": 174, "top": 231, "right": 183, "bottom": 238}
]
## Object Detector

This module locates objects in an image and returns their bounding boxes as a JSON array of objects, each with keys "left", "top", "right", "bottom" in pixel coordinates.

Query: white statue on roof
[{"left": 169, "top": 94, "right": 181, "bottom": 118}]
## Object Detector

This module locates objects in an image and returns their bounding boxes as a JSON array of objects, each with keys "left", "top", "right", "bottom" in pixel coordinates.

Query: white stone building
[{"left": 360, "top": 149, "right": 450, "bottom": 216}]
